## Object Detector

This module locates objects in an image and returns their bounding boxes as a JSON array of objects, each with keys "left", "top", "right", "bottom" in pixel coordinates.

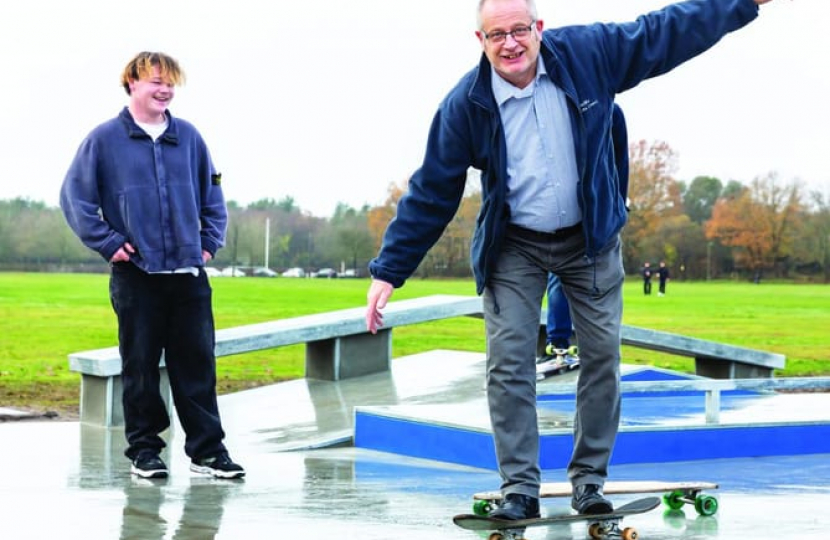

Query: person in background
[
  {"left": 365, "top": 0, "right": 780, "bottom": 521},
  {"left": 658, "top": 261, "right": 671, "bottom": 296},
  {"left": 60, "top": 51, "right": 244, "bottom": 480},
  {"left": 642, "top": 262, "right": 653, "bottom": 296},
  {"left": 540, "top": 273, "right": 577, "bottom": 362}
]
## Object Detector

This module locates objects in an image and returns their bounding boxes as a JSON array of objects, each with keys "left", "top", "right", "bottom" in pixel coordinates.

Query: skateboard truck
[
  {"left": 662, "top": 488, "right": 719, "bottom": 516},
  {"left": 474, "top": 516, "right": 639, "bottom": 540},
  {"left": 587, "top": 518, "right": 639, "bottom": 540},
  {"left": 482, "top": 521, "right": 639, "bottom": 540},
  {"left": 455, "top": 497, "right": 659, "bottom": 540}
]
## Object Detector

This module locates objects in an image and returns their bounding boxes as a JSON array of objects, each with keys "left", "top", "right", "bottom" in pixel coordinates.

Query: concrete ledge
[
  {"left": 621, "top": 325, "right": 785, "bottom": 378},
  {"left": 0, "top": 408, "right": 45, "bottom": 421},
  {"left": 536, "top": 310, "right": 785, "bottom": 378},
  {"left": 68, "top": 295, "right": 484, "bottom": 427}
]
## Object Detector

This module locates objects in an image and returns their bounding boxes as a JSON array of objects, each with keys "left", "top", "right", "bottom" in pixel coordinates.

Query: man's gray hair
[{"left": 477, "top": 0, "right": 538, "bottom": 29}]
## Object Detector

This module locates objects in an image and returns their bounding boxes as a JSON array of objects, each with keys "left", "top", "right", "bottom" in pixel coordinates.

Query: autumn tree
[
  {"left": 424, "top": 171, "right": 482, "bottom": 276},
  {"left": 367, "top": 177, "right": 408, "bottom": 252},
  {"left": 622, "top": 140, "right": 684, "bottom": 270},
  {"left": 721, "top": 180, "right": 746, "bottom": 200},
  {"left": 705, "top": 173, "right": 802, "bottom": 278},
  {"left": 792, "top": 190, "right": 830, "bottom": 282}
]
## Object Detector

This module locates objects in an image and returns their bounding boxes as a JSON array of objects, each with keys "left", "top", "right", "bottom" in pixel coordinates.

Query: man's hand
[
  {"left": 202, "top": 250, "right": 212, "bottom": 263},
  {"left": 366, "top": 279, "right": 394, "bottom": 334},
  {"left": 110, "top": 242, "right": 135, "bottom": 263}
]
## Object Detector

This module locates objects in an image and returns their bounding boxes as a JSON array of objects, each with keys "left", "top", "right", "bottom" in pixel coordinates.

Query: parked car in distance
[
  {"left": 338, "top": 269, "right": 360, "bottom": 278},
  {"left": 252, "top": 267, "right": 278, "bottom": 278},
  {"left": 281, "top": 267, "right": 306, "bottom": 278},
  {"left": 204, "top": 267, "right": 223, "bottom": 277},
  {"left": 314, "top": 268, "right": 338, "bottom": 279},
  {"left": 221, "top": 267, "right": 246, "bottom": 277}
]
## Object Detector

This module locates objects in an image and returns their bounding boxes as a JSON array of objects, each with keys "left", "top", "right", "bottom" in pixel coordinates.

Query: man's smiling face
[
  {"left": 476, "top": 0, "right": 543, "bottom": 89},
  {"left": 128, "top": 65, "right": 175, "bottom": 123}
]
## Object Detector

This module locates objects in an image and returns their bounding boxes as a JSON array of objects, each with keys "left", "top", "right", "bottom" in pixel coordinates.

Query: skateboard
[
  {"left": 536, "top": 344, "right": 580, "bottom": 380},
  {"left": 472, "top": 480, "right": 719, "bottom": 518},
  {"left": 454, "top": 496, "right": 660, "bottom": 540}
]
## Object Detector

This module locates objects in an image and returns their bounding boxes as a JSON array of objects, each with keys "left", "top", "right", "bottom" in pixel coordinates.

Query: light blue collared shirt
[{"left": 491, "top": 60, "right": 581, "bottom": 233}]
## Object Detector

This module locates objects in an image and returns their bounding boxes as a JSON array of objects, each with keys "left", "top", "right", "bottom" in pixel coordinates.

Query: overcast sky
[{"left": 1, "top": 0, "right": 827, "bottom": 217}]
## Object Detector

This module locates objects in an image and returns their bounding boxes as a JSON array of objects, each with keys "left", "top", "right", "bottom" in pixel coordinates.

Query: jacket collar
[
  {"left": 119, "top": 106, "right": 179, "bottom": 144},
  {"left": 468, "top": 53, "right": 497, "bottom": 112}
]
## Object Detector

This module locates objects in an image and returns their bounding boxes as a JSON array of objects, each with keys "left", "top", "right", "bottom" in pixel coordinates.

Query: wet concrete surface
[{"left": 2, "top": 350, "right": 829, "bottom": 539}]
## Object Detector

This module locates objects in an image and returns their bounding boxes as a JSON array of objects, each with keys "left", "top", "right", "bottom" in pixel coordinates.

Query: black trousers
[{"left": 109, "top": 263, "right": 227, "bottom": 461}]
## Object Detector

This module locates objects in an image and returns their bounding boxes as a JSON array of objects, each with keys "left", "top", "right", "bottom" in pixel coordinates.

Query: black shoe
[
  {"left": 571, "top": 484, "right": 613, "bottom": 515},
  {"left": 130, "top": 452, "right": 168, "bottom": 479},
  {"left": 190, "top": 452, "right": 245, "bottom": 479},
  {"left": 488, "top": 493, "right": 540, "bottom": 520}
]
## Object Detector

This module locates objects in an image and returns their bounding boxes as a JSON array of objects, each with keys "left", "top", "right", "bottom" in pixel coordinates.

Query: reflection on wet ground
[{"left": 2, "top": 350, "right": 829, "bottom": 539}]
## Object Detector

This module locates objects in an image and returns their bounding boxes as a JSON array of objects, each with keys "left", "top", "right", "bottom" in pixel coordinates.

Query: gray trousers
[{"left": 482, "top": 225, "right": 624, "bottom": 498}]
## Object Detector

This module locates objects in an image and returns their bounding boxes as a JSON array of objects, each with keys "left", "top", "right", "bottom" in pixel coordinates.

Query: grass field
[{"left": 1, "top": 272, "right": 828, "bottom": 415}]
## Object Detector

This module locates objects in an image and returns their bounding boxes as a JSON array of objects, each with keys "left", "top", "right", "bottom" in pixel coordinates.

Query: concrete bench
[
  {"left": 620, "top": 325, "right": 785, "bottom": 378},
  {"left": 537, "top": 311, "right": 785, "bottom": 379},
  {"left": 69, "top": 294, "right": 483, "bottom": 427}
]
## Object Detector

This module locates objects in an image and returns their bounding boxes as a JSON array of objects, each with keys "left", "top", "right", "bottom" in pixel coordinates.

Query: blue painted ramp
[{"left": 354, "top": 368, "right": 830, "bottom": 469}]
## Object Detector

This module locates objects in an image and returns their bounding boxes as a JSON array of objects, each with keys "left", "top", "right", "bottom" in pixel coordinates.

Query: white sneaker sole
[
  {"left": 130, "top": 464, "right": 168, "bottom": 479},
  {"left": 190, "top": 463, "right": 245, "bottom": 479}
]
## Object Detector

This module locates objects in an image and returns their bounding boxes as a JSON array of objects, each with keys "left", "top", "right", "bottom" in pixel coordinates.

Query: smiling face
[
  {"left": 120, "top": 52, "right": 184, "bottom": 124},
  {"left": 128, "top": 66, "right": 176, "bottom": 123},
  {"left": 476, "top": 0, "right": 543, "bottom": 89}
]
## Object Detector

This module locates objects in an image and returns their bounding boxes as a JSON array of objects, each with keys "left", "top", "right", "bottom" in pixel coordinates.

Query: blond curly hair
[{"left": 120, "top": 51, "right": 185, "bottom": 95}]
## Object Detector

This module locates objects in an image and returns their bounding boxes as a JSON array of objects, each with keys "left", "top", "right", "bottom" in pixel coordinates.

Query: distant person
[
  {"left": 365, "top": 0, "right": 781, "bottom": 522},
  {"left": 657, "top": 261, "right": 670, "bottom": 296},
  {"left": 642, "top": 262, "right": 653, "bottom": 296},
  {"left": 60, "top": 51, "right": 244, "bottom": 480}
]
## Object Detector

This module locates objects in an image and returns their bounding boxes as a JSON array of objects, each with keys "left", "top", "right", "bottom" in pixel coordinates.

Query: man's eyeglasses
[{"left": 482, "top": 22, "right": 535, "bottom": 44}]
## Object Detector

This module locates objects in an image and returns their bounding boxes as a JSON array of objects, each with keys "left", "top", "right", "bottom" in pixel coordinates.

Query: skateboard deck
[
  {"left": 474, "top": 480, "right": 719, "bottom": 517},
  {"left": 454, "top": 496, "right": 660, "bottom": 540},
  {"left": 536, "top": 345, "right": 580, "bottom": 380}
]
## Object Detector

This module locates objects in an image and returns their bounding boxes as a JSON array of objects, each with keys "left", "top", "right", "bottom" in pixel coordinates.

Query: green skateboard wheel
[
  {"left": 663, "top": 490, "right": 686, "bottom": 511},
  {"left": 473, "top": 499, "right": 493, "bottom": 516},
  {"left": 694, "top": 495, "right": 718, "bottom": 516}
]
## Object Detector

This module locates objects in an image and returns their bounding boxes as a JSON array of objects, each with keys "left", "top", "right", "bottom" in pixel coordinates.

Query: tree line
[{"left": 1, "top": 141, "right": 828, "bottom": 282}]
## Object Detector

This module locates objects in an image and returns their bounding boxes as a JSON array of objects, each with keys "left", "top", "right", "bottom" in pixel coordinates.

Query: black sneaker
[
  {"left": 190, "top": 452, "right": 245, "bottom": 479},
  {"left": 488, "top": 493, "right": 540, "bottom": 520},
  {"left": 130, "top": 453, "right": 169, "bottom": 479},
  {"left": 571, "top": 484, "right": 613, "bottom": 515}
]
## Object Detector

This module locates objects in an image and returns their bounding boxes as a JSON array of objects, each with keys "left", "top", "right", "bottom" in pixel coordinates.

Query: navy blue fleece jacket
[
  {"left": 60, "top": 107, "right": 227, "bottom": 272},
  {"left": 369, "top": 0, "right": 759, "bottom": 294}
]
